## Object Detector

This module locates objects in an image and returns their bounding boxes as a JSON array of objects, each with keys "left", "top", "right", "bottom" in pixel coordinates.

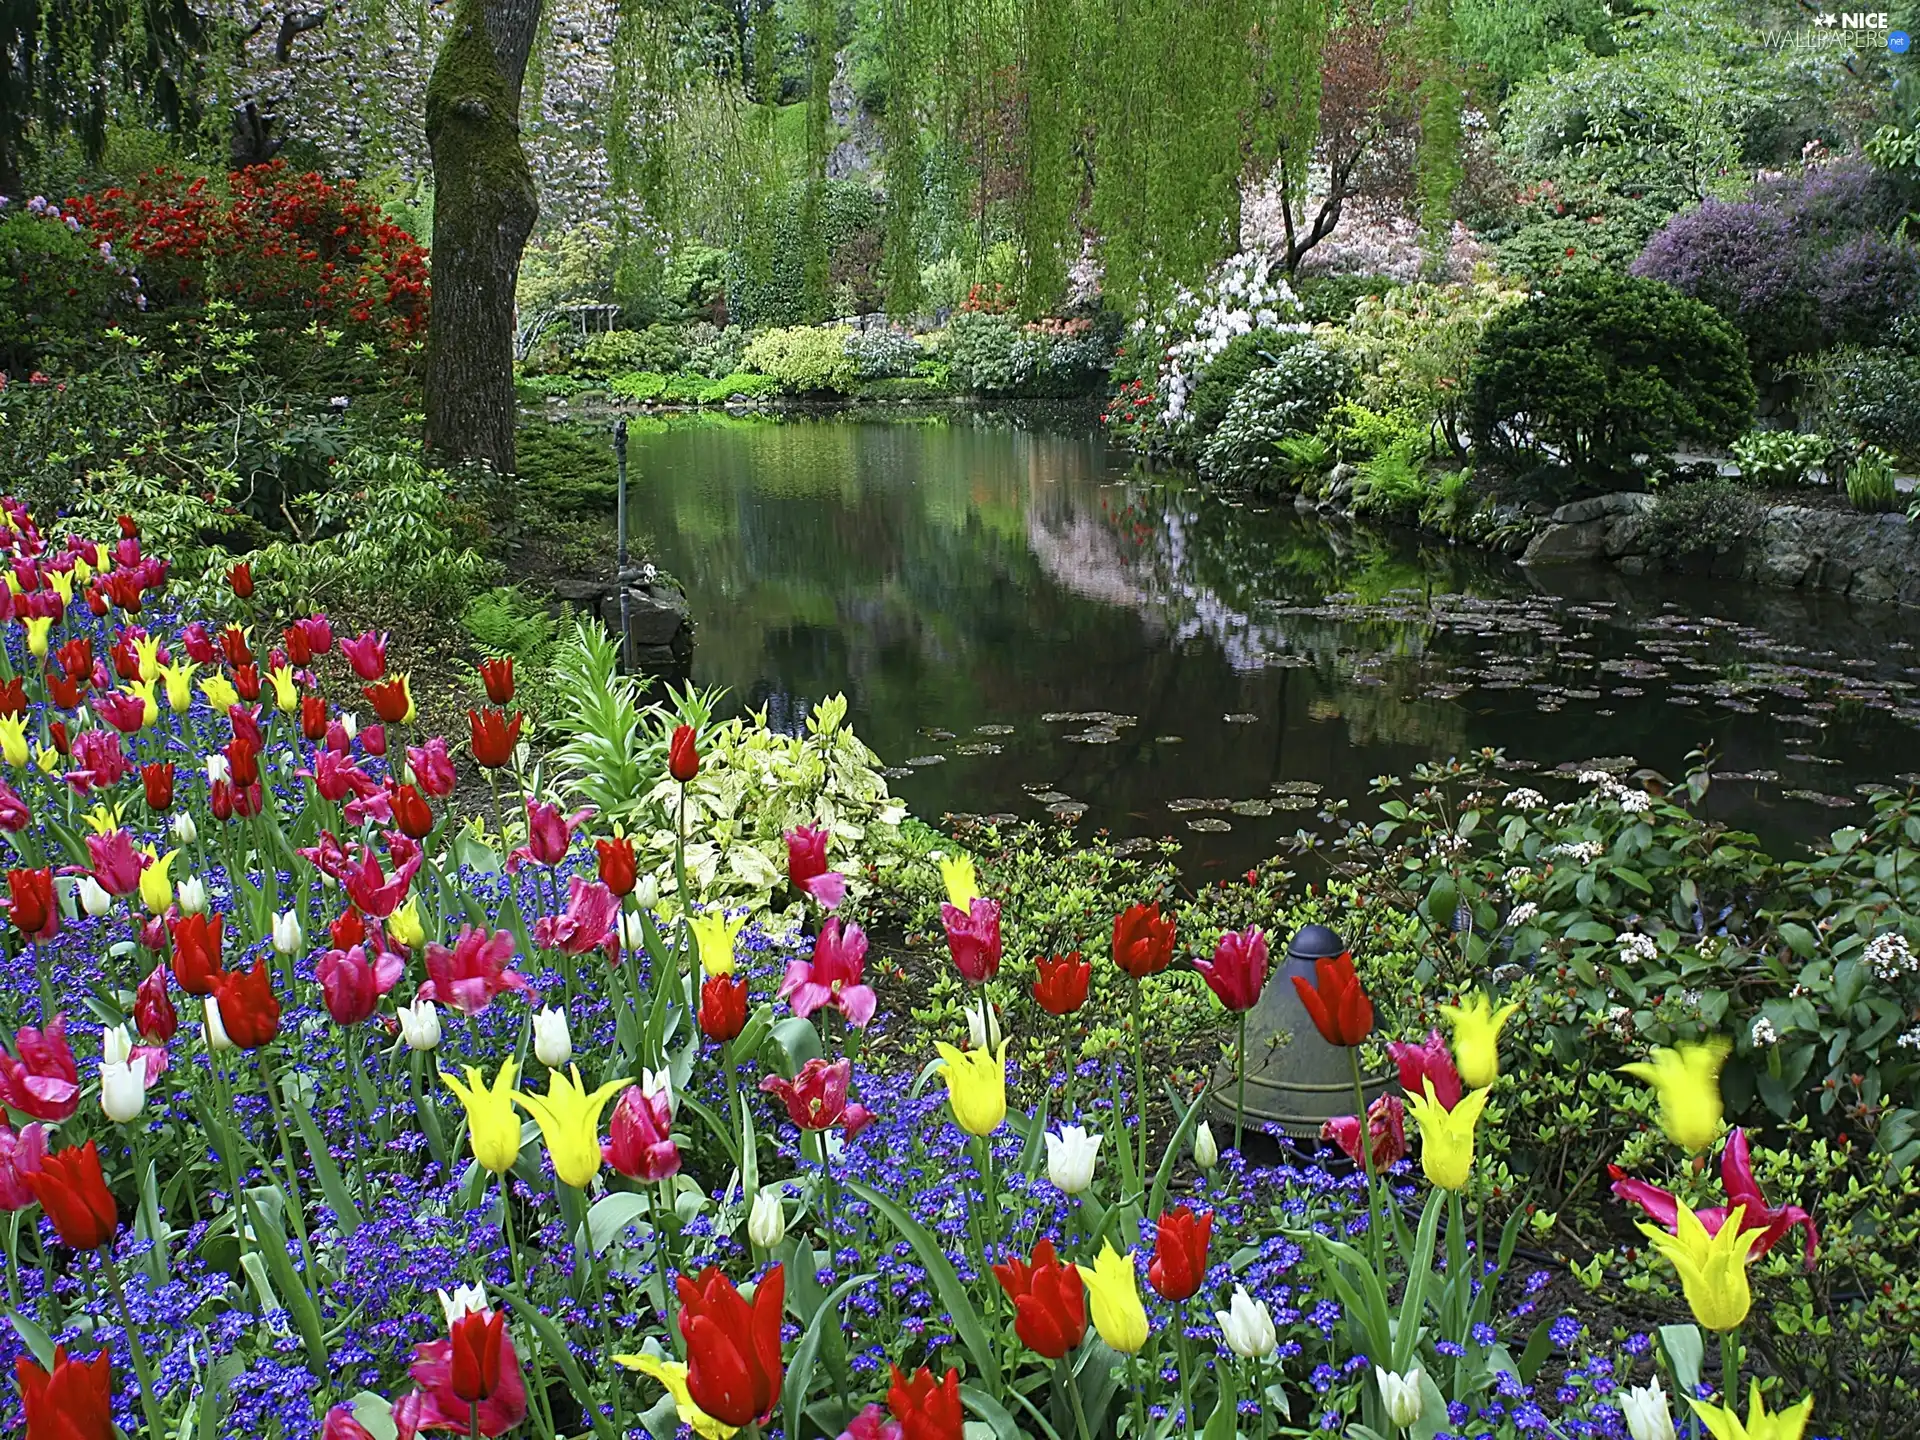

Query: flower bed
[{"left": 0, "top": 502, "right": 1864, "bottom": 1440}]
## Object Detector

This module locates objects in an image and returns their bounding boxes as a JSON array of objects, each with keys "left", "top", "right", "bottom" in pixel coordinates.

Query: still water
[{"left": 603, "top": 412, "right": 1920, "bottom": 878}]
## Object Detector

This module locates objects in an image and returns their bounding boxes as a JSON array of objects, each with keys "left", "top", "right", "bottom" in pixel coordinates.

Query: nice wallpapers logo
[{"left": 1764, "top": 1, "right": 1911, "bottom": 48}]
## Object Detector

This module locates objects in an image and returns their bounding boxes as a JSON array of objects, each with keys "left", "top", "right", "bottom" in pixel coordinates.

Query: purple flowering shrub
[{"left": 1629, "top": 201, "right": 1817, "bottom": 358}]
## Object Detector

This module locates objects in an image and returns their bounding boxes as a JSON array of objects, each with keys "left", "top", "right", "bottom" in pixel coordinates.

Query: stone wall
[{"left": 549, "top": 573, "right": 694, "bottom": 677}]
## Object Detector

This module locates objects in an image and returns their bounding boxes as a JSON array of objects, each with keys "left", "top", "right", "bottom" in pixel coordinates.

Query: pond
[{"left": 581, "top": 411, "right": 1920, "bottom": 878}]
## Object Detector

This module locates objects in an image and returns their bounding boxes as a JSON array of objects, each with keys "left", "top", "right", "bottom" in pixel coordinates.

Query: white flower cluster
[
  {"left": 1577, "top": 769, "right": 1613, "bottom": 785},
  {"left": 1617, "top": 790, "right": 1652, "bottom": 814},
  {"left": 1504, "top": 866, "right": 1533, "bottom": 888},
  {"left": 1618, "top": 932, "right": 1659, "bottom": 963},
  {"left": 1428, "top": 832, "right": 1468, "bottom": 856},
  {"left": 1550, "top": 841, "right": 1603, "bottom": 864},
  {"left": 1146, "top": 253, "right": 1307, "bottom": 426},
  {"left": 1897, "top": 1023, "right": 1920, "bottom": 1050},
  {"left": 1506, "top": 902, "right": 1539, "bottom": 927},
  {"left": 1505, "top": 788, "right": 1545, "bottom": 810},
  {"left": 1865, "top": 932, "right": 1919, "bottom": 982},
  {"left": 1751, "top": 1015, "right": 1779, "bottom": 1046}
]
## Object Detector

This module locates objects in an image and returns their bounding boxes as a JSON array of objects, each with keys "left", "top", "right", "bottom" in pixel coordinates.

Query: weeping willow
[
  {"left": 797, "top": 0, "right": 837, "bottom": 317},
  {"left": 1412, "top": 0, "right": 1464, "bottom": 274}
]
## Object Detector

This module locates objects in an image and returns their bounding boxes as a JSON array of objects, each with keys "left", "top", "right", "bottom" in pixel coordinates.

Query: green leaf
[
  {"left": 500, "top": 1286, "right": 620, "bottom": 1440},
  {"left": 1658, "top": 1323, "right": 1704, "bottom": 1397},
  {"left": 1779, "top": 923, "right": 1818, "bottom": 959},
  {"left": 782, "top": 1275, "right": 870, "bottom": 1439},
  {"left": 1201, "top": 1367, "right": 1238, "bottom": 1440},
  {"left": 586, "top": 1191, "right": 654, "bottom": 1254},
  {"left": 285, "top": 1074, "right": 362, "bottom": 1236},
  {"left": 962, "top": 1383, "right": 1032, "bottom": 1440},
  {"left": 242, "top": 1191, "right": 330, "bottom": 1375},
  {"left": 1147, "top": 1083, "right": 1211, "bottom": 1221},
  {"left": 7, "top": 1310, "right": 54, "bottom": 1369},
  {"left": 768, "top": 1016, "right": 824, "bottom": 1077},
  {"left": 844, "top": 1179, "right": 1001, "bottom": 1391}
]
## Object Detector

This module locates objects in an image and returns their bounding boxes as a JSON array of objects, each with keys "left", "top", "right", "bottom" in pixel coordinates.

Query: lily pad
[
  {"left": 905, "top": 754, "right": 948, "bottom": 767},
  {"left": 1187, "top": 817, "right": 1232, "bottom": 833}
]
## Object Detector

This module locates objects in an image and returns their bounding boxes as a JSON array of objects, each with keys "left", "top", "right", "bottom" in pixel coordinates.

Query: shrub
[
  {"left": 1197, "top": 340, "right": 1353, "bottom": 488},
  {"left": 685, "top": 322, "right": 746, "bottom": 378},
  {"left": 1848, "top": 446, "right": 1899, "bottom": 513},
  {"left": 939, "top": 312, "right": 1038, "bottom": 393},
  {"left": 1349, "top": 442, "right": 1427, "bottom": 521},
  {"left": 1810, "top": 233, "right": 1920, "bottom": 347},
  {"left": 1628, "top": 201, "right": 1815, "bottom": 359},
  {"left": 698, "top": 371, "right": 779, "bottom": 403},
  {"left": 573, "top": 326, "right": 689, "bottom": 378},
  {"left": 1292, "top": 273, "right": 1400, "bottom": 324},
  {"left": 1470, "top": 271, "right": 1756, "bottom": 491},
  {"left": 725, "top": 180, "right": 883, "bottom": 328},
  {"left": 1181, "top": 329, "right": 1300, "bottom": 437},
  {"left": 608, "top": 370, "right": 669, "bottom": 401},
  {"left": 843, "top": 325, "right": 924, "bottom": 381},
  {"left": 1730, "top": 429, "right": 1833, "bottom": 488},
  {"left": 740, "top": 325, "right": 858, "bottom": 393},
  {"left": 1643, "top": 477, "right": 1762, "bottom": 560},
  {"left": 1806, "top": 346, "right": 1920, "bottom": 465},
  {"left": 0, "top": 200, "right": 142, "bottom": 370},
  {"left": 1493, "top": 186, "right": 1671, "bottom": 287}
]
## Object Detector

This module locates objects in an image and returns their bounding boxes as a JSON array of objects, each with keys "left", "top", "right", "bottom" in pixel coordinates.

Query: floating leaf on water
[
  {"left": 1224, "top": 713, "right": 1259, "bottom": 724},
  {"left": 1782, "top": 789, "right": 1855, "bottom": 808},
  {"left": 880, "top": 767, "right": 913, "bottom": 779},
  {"left": 1306, "top": 699, "right": 1342, "bottom": 722},
  {"left": 1111, "top": 837, "right": 1156, "bottom": 856},
  {"left": 952, "top": 742, "right": 1002, "bottom": 756},
  {"left": 1231, "top": 800, "right": 1275, "bottom": 817},
  {"left": 1068, "top": 727, "right": 1119, "bottom": 744},
  {"left": 1040, "top": 712, "right": 1079, "bottom": 724},
  {"left": 1786, "top": 753, "right": 1841, "bottom": 766},
  {"left": 1046, "top": 801, "right": 1089, "bottom": 821},
  {"left": 905, "top": 754, "right": 948, "bottom": 767},
  {"left": 1031, "top": 791, "right": 1072, "bottom": 804},
  {"left": 1155, "top": 735, "right": 1183, "bottom": 744},
  {"left": 1168, "top": 798, "right": 1230, "bottom": 813},
  {"left": 1272, "top": 797, "right": 1319, "bottom": 811},
  {"left": 921, "top": 729, "right": 956, "bottom": 741},
  {"left": 1187, "top": 817, "right": 1232, "bottom": 833},
  {"left": 973, "top": 724, "right": 1015, "bottom": 736},
  {"left": 1021, "top": 780, "right": 1055, "bottom": 792},
  {"left": 1272, "top": 780, "right": 1323, "bottom": 795}
]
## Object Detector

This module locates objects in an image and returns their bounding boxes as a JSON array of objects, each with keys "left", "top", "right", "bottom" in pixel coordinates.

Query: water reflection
[{"left": 582, "top": 413, "right": 1920, "bottom": 873}]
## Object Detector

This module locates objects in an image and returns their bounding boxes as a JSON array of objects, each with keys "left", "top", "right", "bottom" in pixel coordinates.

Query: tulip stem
[
  {"left": 1719, "top": 1326, "right": 1740, "bottom": 1402},
  {"left": 1176, "top": 1311, "right": 1197, "bottom": 1439},
  {"left": 1129, "top": 1351, "right": 1148, "bottom": 1440},
  {"left": 259, "top": 1054, "right": 314, "bottom": 1258},
  {"left": 468, "top": 1398, "right": 480, "bottom": 1440},
  {"left": 1235, "top": 1010, "right": 1248, "bottom": 1155},
  {"left": 649, "top": 1180, "right": 677, "bottom": 1345},
  {"left": 1132, "top": 980, "right": 1148, "bottom": 1183},
  {"left": 1347, "top": 1047, "right": 1382, "bottom": 1268},
  {"left": 1061, "top": 1356, "right": 1094, "bottom": 1440},
  {"left": 1, "top": 1213, "right": 18, "bottom": 1311},
  {"left": 101, "top": 1250, "right": 168, "bottom": 1440}
]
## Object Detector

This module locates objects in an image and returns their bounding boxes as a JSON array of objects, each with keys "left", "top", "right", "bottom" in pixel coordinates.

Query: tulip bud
[
  {"left": 176, "top": 876, "right": 208, "bottom": 915},
  {"left": 340, "top": 710, "right": 358, "bottom": 741},
  {"left": 1192, "top": 1120, "right": 1219, "bottom": 1170},
  {"left": 103, "top": 1024, "right": 133, "bottom": 1067},
  {"left": 1375, "top": 1365, "right": 1424, "bottom": 1429},
  {"left": 272, "top": 910, "right": 304, "bottom": 957},
  {"left": 387, "top": 899, "right": 425, "bottom": 951},
  {"left": 76, "top": 876, "right": 112, "bottom": 918},
  {"left": 101, "top": 1055, "right": 148, "bottom": 1122},
  {"left": 204, "top": 996, "right": 233, "bottom": 1052},
  {"left": 1044, "top": 1124, "right": 1102, "bottom": 1196},
  {"left": 966, "top": 1001, "right": 1003, "bottom": 1051},
  {"left": 1620, "top": 1382, "right": 1677, "bottom": 1440},
  {"left": 435, "top": 1281, "right": 490, "bottom": 1329},
  {"left": 748, "top": 1188, "right": 786, "bottom": 1250},
  {"left": 205, "top": 754, "right": 230, "bottom": 785},
  {"left": 170, "top": 811, "right": 198, "bottom": 846},
  {"left": 1214, "top": 1286, "right": 1277, "bottom": 1360},
  {"left": 397, "top": 997, "right": 441, "bottom": 1052},
  {"left": 532, "top": 1006, "right": 572, "bottom": 1068},
  {"left": 619, "top": 909, "right": 649, "bottom": 951},
  {"left": 632, "top": 872, "right": 660, "bottom": 910},
  {"left": 641, "top": 1067, "right": 673, "bottom": 1108}
]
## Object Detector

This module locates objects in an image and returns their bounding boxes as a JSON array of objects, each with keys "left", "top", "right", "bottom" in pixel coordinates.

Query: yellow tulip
[
  {"left": 159, "top": 660, "right": 197, "bottom": 712},
  {"left": 48, "top": 569, "right": 73, "bottom": 607},
  {"left": 4, "top": 572, "right": 21, "bottom": 595},
  {"left": 0, "top": 714, "right": 26, "bottom": 768},
  {"left": 128, "top": 680, "right": 158, "bottom": 729},
  {"left": 199, "top": 674, "right": 239, "bottom": 714},
  {"left": 688, "top": 909, "right": 748, "bottom": 976},
  {"left": 1620, "top": 1037, "right": 1732, "bottom": 1153},
  {"left": 1686, "top": 1380, "right": 1814, "bottom": 1440},
  {"left": 33, "top": 746, "right": 59, "bottom": 776},
  {"left": 1640, "top": 1200, "right": 1761, "bottom": 1333},
  {"left": 441, "top": 1060, "right": 526, "bottom": 1175},
  {"left": 1404, "top": 1079, "right": 1493, "bottom": 1191},
  {"left": 611, "top": 1352, "right": 738, "bottom": 1440},
  {"left": 267, "top": 664, "right": 299, "bottom": 713},
  {"left": 93, "top": 543, "right": 109, "bottom": 571},
  {"left": 23, "top": 617, "right": 51, "bottom": 659},
  {"left": 1437, "top": 992, "right": 1519, "bottom": 1089},
  {"left": 71, "top": 556, "right": 91, "bottom": 586},
  {"left": 137, "top": 849, "right": 178, "bottom": 913},
  {"left": 934, "top": 1040, "right": 1007, "bottom": 1137},
  {"left": 512, "top": 1064, "right": 632, "bottom": 1189},
  {"left": 1075, "top": 1243, "right": 1150, "bottom": 1354},
  {"left": 83, "top": 802, "right": 126, "bottom": 835},
  {"left": 132, "top": 634, "right": 161, "bottom": 682},
  {"left": 939, "top": 854, "right": 978, "bottom": 910},
  {"left": 388, "top": 898, "right": 425, "bottom": 951}
]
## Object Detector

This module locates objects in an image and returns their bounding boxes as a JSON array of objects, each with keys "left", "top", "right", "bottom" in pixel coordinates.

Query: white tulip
[
  {"left": 1376, "top": 1364, "right": 1424, "bottom": 1430},
  {"left": 532, "top": 1007, "right": 572, "bottom": 1068},
  {"left": 748, "top": 1189, "right": 786, "bottom": 1249},
  {"left": 203, "top": 996, "right": 233, "bottom": 1053},
  {"left": 100, "top": 1055, "right": 148, "bottom": 1123},
  {"left": 618, "top": 909, "right": 649, "bottom": 951},
  {"left": 271, "top": 910, "right": 304, "bottom": 957},
  {"left": 641, "top": 1067, "right": 673, "bottom": 1106},
  {"left": 1193, "top": 1120, "right": 1219, "bottom": 1170},
  {"left": 435, "top": 1281, "right": 489, "bottom": 1328},
  {"left": 1214, "top": 1286, "right": 1277, "bottom": 1360},
  {"left": 103, "top": 1025, "right": 133, "bottom": 1067},
  {"left": 397, "top": 997, "right": 441, "bottom": 1052},
  {"left": 170, "top": 811, "right": 198, "bottom": 846},
  {"left": 966, "top": 1003, "right": 1003, "bottom": 1051},
  {"left": 205, "top": 754, "right": 230, "bottom": 785},
  {"left": 632, "top": 873, "right": 660, "bottom": 910},
  {"left": 1045, "top": 1125, "right": 1102, "bottom": 1195},
  {"left": 76, "top": 876, "right": 112, "bottom": 918},
  {"left": 176, "top": 876, "right": 208, "bottom": 915},
  {"left": 339, "top": 711, "right": 358, "bottom": 741},
  {"left": 1620, "top": 1381, "right": 1677, "bottom": 1440}
]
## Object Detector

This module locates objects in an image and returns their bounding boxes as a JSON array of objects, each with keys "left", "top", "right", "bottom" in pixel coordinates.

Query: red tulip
[
  {"left": 449, "top": 1307, "right": 506, "bottom": 1403},
  {"left": 479, "top": 656, "right": 515, "bottom": 704},
  {"left": 0, "top": 1014, "right": 78, "bottom": 1121},
  {"left": 1387, "top": 1030, "right": 1462, "bottom": 1111},
  {"left": 0, "top": 678, "right": 24, "bottom": 718},
  {"left": 991, "top": 1237, "right": 1086, "bottom": 1359},
  {"left": 676, "top": 1264, "right": 785, "bottom": 1427},
  {"left": 1194, "top": 926, "right": 1269, "bottom": 1013},
  {"left": 331, "top": 908, "right": 367, "bottom": 950},
  {"left": 46, "top": 674, "right": 85, "bottom": 709},
  {"left": 301, "top": 693, "right": 329, "bottom": 741},
  {"left": 699, "top": 973, "right": 749, "bottom": 1043},
  {"left": 390, "top": 784, "right": 434, "bottom": 840},
  {"left": 135, "top": 965, "right": 177, "bottom": 1044},
  {"left": 54, "top": 637, "right": 91, "bottom": 684},
  {"left": 231, "top": 663, "right": 260, "bottom": 702},
  {"left": 315, "top": 944, "right": 403, "bottom": 1026},
  {"left": 467, "top": 708, "right": 522, "bottom": 770},
  {"left": 24, "top": 1140, "right": 119, "bottom": 1250},
  {"left": 1322, "top": 1094, "right": 1408, "bottom": 1171},
  {"left": 668, "top": 724, "right": 699, "bottom": 783},
  {"left": 1032, "top": 953, "right": 1090, "bottom": 1015},
  {"left": 1147, "top": 1204, "right": 1213, "bottom": 1302},
  {"left": 941, "top": 897, "right": 1002, "bottom": 984},
  {"left": 1291, "top": 952, "right": 1372, "bottom": 1047},
  {"left": 363, "top": 675, "right": 411, "bottom": 725},
  {"left": 595, "top": 836, "right": 637, "bottom": 896},
  {"left": 168, "top": 912, "right": 225, "bottom": 996},
  {"left": 1112, "top": 902, "right": 1176, "bottom": 978},
  {"left": 225, "top": 736, "right": 259, "bottom": 788},
  {"left": 15, "top": 1346, "right": 113, "bottom": 1440},
  {"left": 214, "top": 958, "right": 281, "bottom": 1049},
  {"left": 887, "top": 1365, "right": 964, "bottom": 1440},
  {"left": 141, "top": 760, "right": 174, "bottom": 811},
  {"left": 759, "top": 1057, "right": 873, "bottom": 1134},
  {"left": 6, "top": 868, "right": 57, "bottom": 941},
  {"left": 397, "top": 1316, "right": 526, "bottom": 1438},
  {"left": 603, "top": 1084, "right": 680, "bottom": 1181},
  {"left": 226, "top": 562, "right": 254, "bottom": 599},
  {"left": 282, "top": 624, "right": 311, "bottom": 666}
]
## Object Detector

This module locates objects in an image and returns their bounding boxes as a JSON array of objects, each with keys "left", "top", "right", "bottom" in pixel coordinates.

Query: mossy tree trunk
[{"left": 424, "top": 0, "right": 542, "bottom": 473}]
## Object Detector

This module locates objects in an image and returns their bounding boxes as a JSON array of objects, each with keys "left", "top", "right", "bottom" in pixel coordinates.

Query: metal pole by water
[{"left": 615, "top": 419, "right": 632, "bottom": 674}]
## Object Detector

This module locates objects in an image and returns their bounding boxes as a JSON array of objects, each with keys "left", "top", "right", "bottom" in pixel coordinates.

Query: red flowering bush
[{"left": 65, "top": 162, "right": 428, "bottom": 346}]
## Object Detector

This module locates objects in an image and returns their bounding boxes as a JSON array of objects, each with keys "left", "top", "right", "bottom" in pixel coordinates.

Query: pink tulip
[
  {"left": 778, "top": 918, "right": 877, "bottom": 1029},
  {"left": 1610, "top": 1126, "right": 1819, "bottom": 1268},
  {"left": 0, "top": 1120, "right": 46, "bottom": 1210},
  {"left": 1193, "top": 926, "right": 1269, "bottom": 1013},
  {"left": 341, "top": 630, "right": 389, "bottom": 681},
  {"left": 321, "top": 1406, "right": 376, "bottom": 1440},
  {"left": 1321, "top": 1094, "right": 1407, "bottom": 1170},
  {"left": 1387, "top": 1030, "right": 1463, "bottom": 1112},
  {"left": 0, "top": 779, "right": 27, "bottom": 832},
  {"left": 421, "top": 927, "right": 528, "bottom": 1016},
  {"left": 306, "top": 749, "right": 379, "bottom": 804},
  {"left": 83, "top": 828, "right": 147, "bottom": 897},
  {"left": 315, "top": 944, "right": 406, "bottom": 1026},
  {"left": 295, "top": 614, "right": 335, "bottom": 655},
  {"left": 531, "top": 877, "right": 618, "bottom": 956},
  {"left": 89, "top": 689, "right": 146, "bottom": 734},
  {"left": 64, "top": 728, "right": 131, "bottom": 793},
  {"left": 507, "top": 801, "right": 594, "bottom": 872},
  {"left": 343, "top": 836, "right": 421, "bottom": 918},
  {"left": 785, "top": 824, "right": 847, "bottom": 909},
  {"left": 406, "top": 736, "right": 457, "bottom": 797},
  {"left": 603, "top": 1084, "right": 680, "bottom": 1181},
  {"left": 940, "top": 898, "right": 1002, "bottom": 984},
  {"left": 0, "top": 1015, "right": 79, "bottom": 1122},
  {"left": 180, "top": 621, "right": 218, "bottom": 664},
  {"left": 392, "top": 1322, "right": 527, "bottom": 1438}
]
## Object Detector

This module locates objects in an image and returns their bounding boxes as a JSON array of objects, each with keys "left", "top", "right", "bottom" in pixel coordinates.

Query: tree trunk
[{"left": 423, "top": 0, "right": 542, "bottom": 473}]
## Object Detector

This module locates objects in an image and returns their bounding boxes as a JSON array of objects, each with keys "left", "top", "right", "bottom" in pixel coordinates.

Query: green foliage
[
  {"left": 515, "top": 222, "right": 617, "bottom": 316},
  {"left": 1454, "top": 0, "right": 1614, "bottom": 95},
  {"left": 1643, "top": 478, "right": 1762, "bottom": 561},
  {"left": 1850, "top": 446, "right": 1899, "bottom": 513},
  {"left": 1183, "top": 329, "right": 1301, "bottom": 437},
  {"left": 1730, "top": 429, "right": 1833, "bottom": 488},
  {"left": 0, "top": 206, "right": 136, "bottom": 370},
  {"left": 1492, "top": 189, "right": 1672, "bottom": 286},
  {"left": 547, "top": 618, "right": 660, "bottom": 823},
  {"left": 918, "top": 244, "right": 1022, "bottom": 313},
  {"left": 463, "top": 587, "right": 565, "bottom": 719},
  {"left": 574, "top": 326, "right": 692, "bottom": 377},
  {"left": 1197, "top": 340, "right": 1353, "bottom": 488},
  {"left": 1293, "top": 274, "right": 1402, "bottom": 325},
  {"left": 1799, "top": 345, "right": 1920, "bottom": 467},
  {"left": 1330, "top": 399, "right": 1431, "bottom": 462},
  {"left": 937, "top": 312, "right": 1109, "bottom": 397},
  {"left": 728, "top": 180, "right": 884, "bottom": 328},
  {"left": 1470, "top": 271, "right": 1755, "bottom": 491},
  {"left": 741, "top": 325, "right": 859, "bottom": 393},
  {"left": 1350, "top": 442, "right": 1428, "bottom": 521},
  {"left": 608, "top": 370, "right": 670, "bottom": 401},
  {"left": 685, "top": 322, "right": 747, "bottom": 378},
  {"left": 514, "top": 421, "right": 616, "bottom": 513}
]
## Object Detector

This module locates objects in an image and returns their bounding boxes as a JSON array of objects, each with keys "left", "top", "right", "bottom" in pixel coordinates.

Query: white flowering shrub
[
  {"left": 843, "top": 325, "right": 925, "bottom": 381},
  {"left": 1132, "top": 252, "right": 1309, "bottom": 430},
  {"left": 1196, "top": 340, "right": 1353, "bottom": 488}
]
